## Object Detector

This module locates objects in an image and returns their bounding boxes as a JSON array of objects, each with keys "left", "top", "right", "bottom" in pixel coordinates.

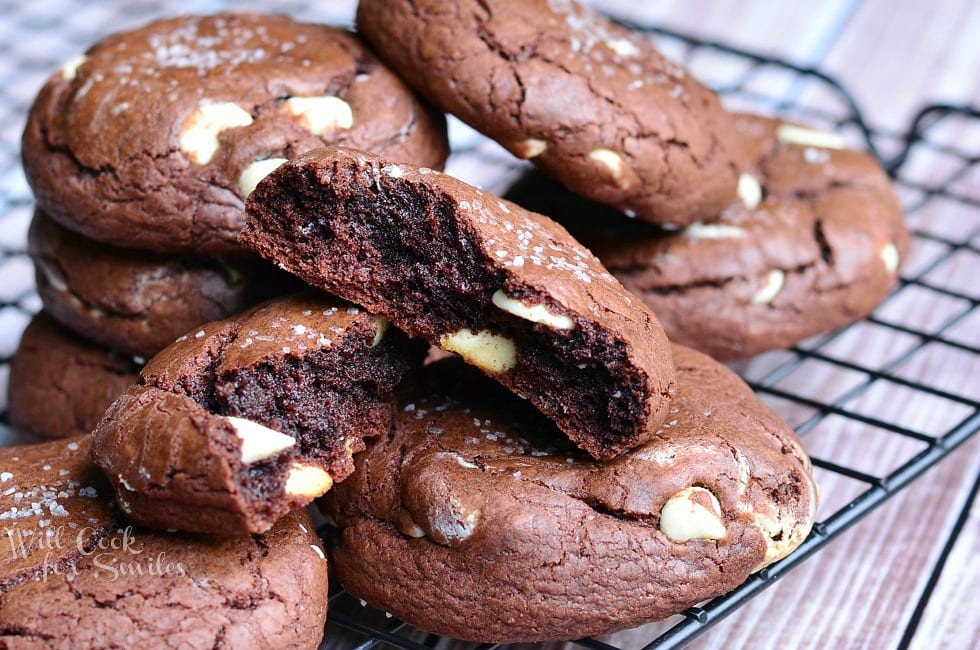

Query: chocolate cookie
[
  {"left": 29, "top": 211, "right": 294, "bottom": 358},
  {"left": 23, "top": 13, "right": 449, "bottom": 256},
  {"left": 0, "top": 437, "right": 329, "bottom": 649},
  {"left": 356, "top": 0, "right": 738, "bottom": 226},
  {"left": 241, "top": 147, "right": 675, "bottom": 460},
  {"left": 324, "top": 348, "right": 817, "bottom": 643},
  {"left": 92, "top": 292, "right": 422, "bottom": 535},
  {"left": 8, "top": 313, "right": 141, "bottom": 440},
  {"left": 0, "top": 436, "right": 117, "bottom": 590},
  {"left": 507, "top": 114, "right": 910, "bottom": 359}
]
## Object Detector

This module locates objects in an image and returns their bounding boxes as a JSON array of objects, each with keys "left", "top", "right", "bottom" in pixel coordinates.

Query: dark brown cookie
[
  {"left": 29, "top": 211, "right": 295, "bottom": 358},
  {"left": 356, "top": 0, "right": 738, "bottom": 226},
  {"left": 0, "top": 436, "right": 117, "bottom": 591},
  {"left": 92, "top": 292, "right": 423, "bottom": 535},
  {"left": 0, "top": 437, "right": 329, "bottom": 649},
  {"left": 507, "top": 114, "right": 910, "bottom": 359},
  {"left": 8, "top": 313, "right": 141, "bottom": 440},
  {"left": 22, "top": 13, "right": 449, "bottom": 257},
  {"left": 324, "top": 348, "right": 817, "bottom": 643},
  {"left": 241, "top": 146, "right": 675, "bottom": 460}
]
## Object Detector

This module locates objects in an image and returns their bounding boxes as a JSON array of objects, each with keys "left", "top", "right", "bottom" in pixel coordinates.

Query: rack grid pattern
[{"left": 0, "top": 12, "right": 976, "bottom": 650}]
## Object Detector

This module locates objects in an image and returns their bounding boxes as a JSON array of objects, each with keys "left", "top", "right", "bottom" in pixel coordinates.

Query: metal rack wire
[{"left": 0, "top": 16, "right": 977, "bottom": 650}]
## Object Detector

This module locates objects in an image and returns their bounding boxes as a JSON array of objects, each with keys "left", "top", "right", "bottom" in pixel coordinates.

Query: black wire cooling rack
[{"left": 0, "top": 18, "right": 977, "bottom": 650}]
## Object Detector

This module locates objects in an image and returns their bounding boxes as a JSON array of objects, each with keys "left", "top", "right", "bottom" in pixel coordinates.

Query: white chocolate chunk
[
  {"left": 36, "top": 259, "right": 69, "bottom": 292},
  {"left": 394, "top": 510, "right": 427, "bottom": 538},
  {"left": 238, "top": 157, "right": 288, "bottom": 196},
  {"left": 369, "top": 315, "right": 390, "bottom": 347},
  {"left": 284, "top": 464, "right": 333, "bottom": 497},
  {"left": 491, "top": 290, "right": 575, "bottom": 330},
  {"left": 749, "top": 508, "right": 804, "bottom": 566},
  {"left": 513, "top": 138, "right": 547, "bottom": 159},
  {"left": 660, "top": 486, "right": 727, "bottom": 543},
  {"left": 440, "top": 328, "right": 516, "bottom": 374},
  {"left": 61, "top": 54, "right": 87, "bottom": 81},
  {"left": 737, "top": 173, "right": 763, "bottom": 209},
  {"left": 179, "top": 102, "right": 253, "bottom": 165},
  {"left": 427, "top": 497, "right": 479, "bottom": 545},
  {"left": 226, "top": 416, "right": 296, "bottom": 464},
  {"left": 776, "top": 124, "right": 845, "bottom": 149},
  {"left": 683, "top": 222, "right": 747, "bottom": 240},
  {"left": 283, "top": 96, "right": 353, "bottom": 135},
  {"left": 403, "top": 523, "right": 426, "bottom": 538},
  {"left": 880, "top": 243, "right": 900, "bottom": 274},
  {"left": 751, "top": 269, "right": 786, "bottom": 305},
  {"left": 588, "top": 148, "right": 632, "bottom": 188}
]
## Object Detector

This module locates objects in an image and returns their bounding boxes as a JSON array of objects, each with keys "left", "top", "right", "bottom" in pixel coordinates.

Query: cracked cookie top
[
  {"left": 22, "top": 13, "right": 449, "bottom": 256},
  {"left": 507, "top": 113, "right": 910, "bottom": 359},
  {"left": 357, "top": 0, "right": 739, "bottom": 226},
  {"left": 0, "top": 437, "right": 328, "bottom": 649},
  {"left": 324, "top": 347, "right": 817, "bottom": 643}
]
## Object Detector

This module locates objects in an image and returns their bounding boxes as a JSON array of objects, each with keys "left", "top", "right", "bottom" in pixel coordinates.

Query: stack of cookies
[
  {"left": 2, "top": 1, "right": 910, "bottom": 646},
  {"left": 8, "top": 13, "right": 448, "bottom": 441}
]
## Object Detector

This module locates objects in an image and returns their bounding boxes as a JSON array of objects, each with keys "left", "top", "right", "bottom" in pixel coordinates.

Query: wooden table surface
[{"left": 0, "top": 1, "right": 976, "bottom": 649}]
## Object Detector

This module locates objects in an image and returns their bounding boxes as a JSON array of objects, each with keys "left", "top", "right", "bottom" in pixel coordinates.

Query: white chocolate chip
[
  {"left": 427, "top": 496, "right": 479, "bottom": 545},
  {"left": 747, "top": 507, "right": 805, "bottom": 567},
  {"left": 440, "top": 328, "right": 516, "bottom": 374},
  {"left": 737, "top": 173, "right": 763, "bottom": 209},
  {"left": 750, "top": 269, "right": 786, "bottom": 305},
  {"left": 283, "top": 96, "right": 353, "bottom": 135},
  {"left": 368, "top": 315, "right": 390, "bottom": 347},
  {"left": 61, "top": 54, "right": 87, "bottom": 81},
  {"left": 880, "top": 243, "right": 900, "bottom": 274},
  {"left": 238, "top": 157, "right": 288, "bottom": 196},
  {"left": 394, "top": 510, "right": 427, "bottom": 538},
  {"left": 179, "top": 102, "right": 253, "bottom": 165},
  {"left": 36, "top": 259, "right": 69, "bottom": 292},
  {"left": 284, "top": 464, "right": 333, "bottom": 497},
  {"left": 776, "top": 124, "right": 845, "bottom": 149},
  {"left": 512, "top": 138, "right": 547, "bottom": 159},
  {"left": 397, "top": 514, "right": 427, "bottom": 538},
  {"left": 226, "top": 416, "right": 296, "bottom": 464},
  {"left": 402, "top": 523, "right": 426, "bottom": 538},
  {"left": 660, "top": 487, "right": 727, "bottom": 543},
  {"left": 588, "top": 148, "right": 632, "bottom": 188},
  {"left": 491, "top": 290, "right": 575, "bottom": 330},
  {"left": 683, "top": 222, "right": 747, "bottom": 240}
]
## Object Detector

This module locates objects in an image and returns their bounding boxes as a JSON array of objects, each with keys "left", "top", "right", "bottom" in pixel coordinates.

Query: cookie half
[
  {"left": 8, "top": 313, "right": 141, "bottom": 440},
  {"left": 0, "top": 437, "right": 329, "bottom": 649},
  {"left": 92, "top": 292, "right": 422, "bottom": 534},
  {"left": 508, "top": 114, "right": 910, "bottom": 359},
  {"left": 357, "top": 0, "right": 738, "bottom": 225},
  {"left": 325, "top": 348, "right": 817, "bottom": 642},
  {"left": 241, "top": 146, "right": 675, "bottom": 460},
  {"left": 29, "top": 211, "right": 294, "bottom": 358},
  {"left": 23, "top": 13, "right": 449, "bottom": 256}
]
